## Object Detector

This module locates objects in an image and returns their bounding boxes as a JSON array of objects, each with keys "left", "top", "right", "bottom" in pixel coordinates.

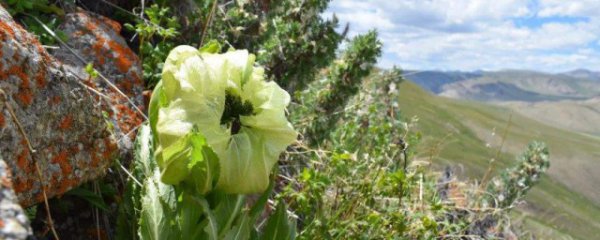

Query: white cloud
[
  {"left": 327, "top": 0, "right": 600, "bottom": 72},
  {"left": 537, "top": 0, "right": 600, "bottom": 17}
]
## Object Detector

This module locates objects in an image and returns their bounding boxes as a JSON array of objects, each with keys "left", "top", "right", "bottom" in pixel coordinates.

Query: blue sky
[{"left": 325, "top": 0, "right": 600, "bottom": 72}]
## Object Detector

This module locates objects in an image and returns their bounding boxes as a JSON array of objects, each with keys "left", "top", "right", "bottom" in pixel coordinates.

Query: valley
[{"left": 396, "top": 79, "right": 600, "bottom": 239}]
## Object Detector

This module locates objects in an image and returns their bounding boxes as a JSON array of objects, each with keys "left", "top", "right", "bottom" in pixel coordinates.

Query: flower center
[{"left": 221, "top": 89, "right": 254, "bottom": 134}]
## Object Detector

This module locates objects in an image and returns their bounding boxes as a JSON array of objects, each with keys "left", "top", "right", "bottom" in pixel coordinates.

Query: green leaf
[
  {"left": 249, "top": 178, "right": 275, "bottom": 221},
  {"left": 222, "top": 213, "right": 254, "bottom": 240},
  {"left": 200, "top": 40, "right": 222, "bottom": 53},
  {"left": 65, "top": 187, "right": 108, "bottom": 211},
  {"left": 138, "top": 172, "right": 179, "bottom": 240},
  {"left": 179, "top": 192, "right": 205, "bottom": 239},
  {"left": 156, "top": 129, "right": 219, "bottom": 194},
  {"left": 185, "top": 133, "right": 220, "bottom": 195},
  {"left": 117, "top": 124, "right": 153, "bottom": 240},
  {"left": 128, "top": 124, "right": 180, "bottom": 240},
  {"left": 260, "top": 201, "right": 295, "bottom": 240},
  {"left": 212, "top": 194, "right": 245, "bottom": 237},
  {"left": 158, "top": 133, "right": 193, "bottom": 184},
  {"left": 195, "top": 196, "right": 219, "bottom": 240},
  {"left": 84, "top": 63, "right": 98, "bottom": 78},
  {"left": 148, "top": 81, "right": 166, "bottom": 147}
]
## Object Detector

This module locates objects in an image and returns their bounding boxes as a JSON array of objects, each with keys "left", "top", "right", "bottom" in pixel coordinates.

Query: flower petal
[{"left": 215, "top": 129, "right": 272, "bottom": 193}]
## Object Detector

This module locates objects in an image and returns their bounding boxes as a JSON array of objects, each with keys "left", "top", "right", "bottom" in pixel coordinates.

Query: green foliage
[
  {"left": 65, "top": 186, "right": 110, "bottom": 211},
  {"left": 318, "top": 30, "right": 382, "bottom": 114},
  {"left": 157, "top": 129, "right": 219, "bottom": 195},
  {"left": 281, "top": 69, "right": 434, "bottom": 239},
  {"left": 124, "top": 4, "right": 180, "bottom": 88},
  {"left": 280, "top": 66, "right": 550, "bottom": 238},
  {"left": 179, "top": 0, "right": 343, "bottom": 92},
  {"left": 303, "top": 30, "right": 383, "bottom": 144},
  {"left": 4, "top": 0, "right": 67, "bottom": 45},
  {"left": 118, "top": 124, "right": 296, "bottom": 240},
  {"left": 85, "top": 62, "right": 99, "bottom": 78},
  {"left": 485, "top": 142, "right": 550, "bottom": 208},
  {"left": 254, "top": 0, "right": 343, "bottom": 92},
  {"left": 260, "top": 201, "right": 296, "bottom": 240},
  {"left": 25, "top": 206, "right": 37, "bottom": 222}
]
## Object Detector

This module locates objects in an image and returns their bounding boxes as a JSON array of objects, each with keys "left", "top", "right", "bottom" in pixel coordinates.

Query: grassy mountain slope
[
  {"left": 498, "top": 97, "right": 600, "bottom": 137},
  {"left": 397, "top": 80, "right": 600, "bottom": 239}
]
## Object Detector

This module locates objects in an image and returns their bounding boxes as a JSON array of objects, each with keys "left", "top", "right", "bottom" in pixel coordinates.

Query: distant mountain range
[
  {"left": 405, "top": 69, "right": 600, "bottom": 102},
  {"left": 561, "top": 68, "right": 600, "bottom": 81},
  {"left": 403, "top": 69, "right": 600, "bottom": 136}
]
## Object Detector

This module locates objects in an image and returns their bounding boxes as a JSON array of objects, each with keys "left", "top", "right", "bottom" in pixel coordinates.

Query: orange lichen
[
  {"left": 34, "top": 65, "right": 47, "bottom": 88},
  {"left": 16, "top": 149, "right": 29, "bottom": 172},
  {"left": 107, "top": 40, "right": 136, "bottom": 73},
  {"left": 59, "top": 115, "right": 73, "bottom": 130},
  {"left": 84, "top": 19, "right": 98, "bottom": 33},
  {"left": 7, "top": 65, "right": 29, "bottom": 87},
  {"left": 70, "top": 145, "right": 80, "bottom": 154},
  {"left": 0, "top": 21, "right": 15, "bottom": 38},
  {"left": 48, "top": 173, "right": 59, "bottom": 192},
  {"left": 13, "top": 177, "right": 32, "bottom": 193},
  {"left": 91, "top": 38, "right": 107, "bottom": 65},
  {"left": 103, "top": 137, "right": 117, "bottom": 160},
  {"left": 58, "top": 177, "right": 79, "bottom": 196},
  {"left": 114, "top": 103, "right": 142, "bottom": 134},
  {"left": 14, "top": 89, "right": 33, "bottom": 106},
  {"left": 0, "top": 113, "right": 5, "bottom": 128},
  {"left": 99, "top": 15, "right": 122, "bottom": 33},
  {"left": 51, "top": 150, "right": 72, "bottom": 175},
  {"left": 2, "top": 65, "right": 35, "bottom": 106},
  {"left": 90, "top": 149, "right": 101, "bottom": 168},
  {"left": 117, "top": 80, "right": 133, "bottom": 94},
  {"left": 49, "top": 95, "right": 61, "bottom": 105},
  {"left": 35, "top": 192, "right": 45, "bottom": 204},
  {"left": 131, "top": 71, "right": 142, "bottom": 85},
  {"left": 12, "top": 51, "right": 20, "bottom": 62}
]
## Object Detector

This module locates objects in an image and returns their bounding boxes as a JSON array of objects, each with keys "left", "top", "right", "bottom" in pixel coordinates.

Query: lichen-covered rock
[
  {"left": 53, "top": 9, "right": 144, "bottom": 152},
  {"left": 0, "top": 5, "right": 117, "bottom": 207},
  {"left": 0, "top": 156, "right": 32, "bottom": 240}
]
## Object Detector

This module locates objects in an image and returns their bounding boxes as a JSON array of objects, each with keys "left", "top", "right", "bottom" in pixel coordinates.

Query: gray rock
[
  {"left": 53, "top": 9, "right": 145, "bottom": 154},
  {"left": 0, "top": 5, "right": 118, "bottom": 207},
  {"left": 0, "top": 155, "right": 32, "bottom": 240}
]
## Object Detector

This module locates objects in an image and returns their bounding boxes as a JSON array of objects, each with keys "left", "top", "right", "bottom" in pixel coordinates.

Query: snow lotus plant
[
  {"left": 149, "top": 43, "right": 297, "bottom": 194},
  {"left": 119, "top": 43, "right": 297, "bottom": 240}
]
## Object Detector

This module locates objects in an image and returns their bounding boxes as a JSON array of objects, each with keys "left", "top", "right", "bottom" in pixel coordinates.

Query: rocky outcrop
[
  {"left": 0, "top": 156, "right": 31, "bottom": 240},
  {"left": 0, "top": 5, "right": 117, "bottom": 207},
  {"left": 53, "top": 9, "right": 145, "bottom": 153}
]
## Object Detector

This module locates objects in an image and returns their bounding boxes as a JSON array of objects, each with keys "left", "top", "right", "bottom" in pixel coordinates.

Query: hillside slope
[
  {"left": 499, "top": 97, "right": 600, "bottom": 137},
  {"left": 407, "top": 70, "right": 600, "bottom": 102},
  {"left": 397, "top": 80, "right": 600, "bottom": 239}
]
